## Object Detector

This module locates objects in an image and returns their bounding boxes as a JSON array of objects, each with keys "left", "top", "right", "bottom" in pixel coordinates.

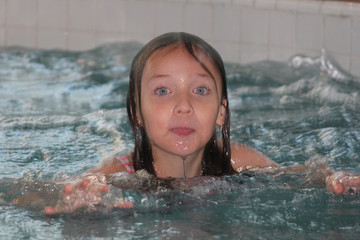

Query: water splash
[{"left": 0, "top": 43, "right": 360, "bottom": 239}]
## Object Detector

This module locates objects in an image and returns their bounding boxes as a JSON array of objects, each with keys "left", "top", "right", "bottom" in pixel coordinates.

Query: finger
[
  {"left": 101, "top": 184, "right": 110, "bottom": 192},
  {"left": 113, "top": 200, "right": 134, "bottom": 208},
  {"left": 80, "top": 179, "right": 91, "bottom": 189},
  {"left": 332, "top": 182, "right": 344, "bottom": 194},
  {"left": 64, "top": 183, "right": 73, "bottom": 195},
  {"left": 342, "top": 175, "right": 360, "bottom": 189},
  {"left": 44, "top": 206, "right": 56, "bottom": 215},
  {"left": 44, "top": 204, "right": 72, "bottom": 215}
]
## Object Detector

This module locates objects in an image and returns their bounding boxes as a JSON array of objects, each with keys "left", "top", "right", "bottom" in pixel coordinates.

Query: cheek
[
  {"left": 197, "top": 102, "right": 220, "bottom": 120},
  {"left": 141, "top": 101, "right": 170, "bottom": 127}
]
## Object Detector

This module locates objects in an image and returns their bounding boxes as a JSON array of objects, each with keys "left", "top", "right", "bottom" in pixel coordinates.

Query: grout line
[
  {"left": 321, "top": 11, "right": 325, "bottom": 53},
  {"left": 266, "top": 9, "right": 270, "bottom": 60},
  {"left": 35, "top": 0, "right": 38, "bottom": 48},
  {"left": 3, "top": 0, "right": 7, "bottom": 46},
  {"left": 349, "top": 16, "right": 353, "bottom": 74},
  {"left": 95, "top": 0, "right": 99, "bottom": 46},
  {"left": 123, "top": 0, "right": 128, "bottom": 40},
  {"left": 65, "top": 0, "right": 69, "bottom": 50}
]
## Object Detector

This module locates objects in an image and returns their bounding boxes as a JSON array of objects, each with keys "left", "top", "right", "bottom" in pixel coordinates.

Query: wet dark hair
[{"left": 126, "top": 32, "right": 235, "bottom": 176}]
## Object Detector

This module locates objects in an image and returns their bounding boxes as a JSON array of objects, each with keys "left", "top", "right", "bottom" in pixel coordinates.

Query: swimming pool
[{"left": 0, "top": 42, "right": 359, "bottom": 239}]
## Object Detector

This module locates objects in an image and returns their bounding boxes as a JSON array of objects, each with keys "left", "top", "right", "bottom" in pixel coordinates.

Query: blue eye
[
  {"left": 194, "top": 87, "right": 209, "bottom": 95},
  {"left": 155, "top": 87, "right": 170, "bottom": 96}
]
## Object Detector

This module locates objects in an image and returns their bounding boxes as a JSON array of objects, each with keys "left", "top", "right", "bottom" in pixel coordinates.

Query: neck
[{"left": 152, "top": 152, "right": 203, "bottom": 179}]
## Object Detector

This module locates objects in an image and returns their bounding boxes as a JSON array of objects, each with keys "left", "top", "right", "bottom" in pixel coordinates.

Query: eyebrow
[
  {"left": 149, "top": 72, "right": 214, "bottom": 81},
  {"left": 196, "top": 72, "right": 215, "bottom": 80},
  {"left": 148, "top": 74, "right": 170, "bottom": 80}
]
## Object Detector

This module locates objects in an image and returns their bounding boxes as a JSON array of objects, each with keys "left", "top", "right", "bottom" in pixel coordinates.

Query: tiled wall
[{"left": 0, "top": 0, "right": 360, "bottom": 76}]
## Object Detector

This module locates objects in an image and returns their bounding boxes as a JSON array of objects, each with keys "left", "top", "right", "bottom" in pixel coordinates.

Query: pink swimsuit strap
[{"left": 116, "top": 156, "right": 135, "bottom": 173}]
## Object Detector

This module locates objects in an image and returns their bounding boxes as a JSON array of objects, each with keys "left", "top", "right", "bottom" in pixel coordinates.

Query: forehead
[{"left": 143, "top": 45, "right": 222, "bottom": 83}]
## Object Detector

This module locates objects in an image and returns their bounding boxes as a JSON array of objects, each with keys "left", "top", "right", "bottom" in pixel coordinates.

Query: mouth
[{"left": 170, "top": 127, "right": 195, "bottom": 137}]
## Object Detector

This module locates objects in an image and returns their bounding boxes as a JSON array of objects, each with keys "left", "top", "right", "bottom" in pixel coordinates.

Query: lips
[{"left": 170, "top": 127, "right": 195, "bottom": 137}]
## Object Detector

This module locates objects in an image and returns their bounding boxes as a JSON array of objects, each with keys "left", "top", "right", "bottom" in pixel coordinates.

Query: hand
[
  {"left": 44, "top": 173, "right": 133, "bottom": 215},
  {"left": 325, "top": 171, "right": 360, "bottom": 195}
]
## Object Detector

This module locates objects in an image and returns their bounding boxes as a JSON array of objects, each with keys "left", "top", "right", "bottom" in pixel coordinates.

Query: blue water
[{"left": 0, "top": 43, "right": 360, "bottom": 239}]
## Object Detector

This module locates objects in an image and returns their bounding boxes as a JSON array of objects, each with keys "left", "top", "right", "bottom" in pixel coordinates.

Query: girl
[{"left": 44, "top": 32, "right": 360, "bottom": 214}]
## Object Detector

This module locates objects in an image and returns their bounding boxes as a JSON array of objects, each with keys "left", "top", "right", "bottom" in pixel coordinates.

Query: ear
[
  {"left": 216, "top": 98, "right": 227, "bottom": 127},
  {"left": 136, "top": 107, "right": 143, "bottom": 126},
  {"left": 134, "top": 93, "right": 143, "bottom": 126}
]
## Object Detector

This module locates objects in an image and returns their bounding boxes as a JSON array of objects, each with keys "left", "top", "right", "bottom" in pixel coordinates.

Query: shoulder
[
  {"left": 230, "top": 142, "right": 278, "bottom": 172},
  {"left": 89, "top": 153, "right": 135, "bottom": 174},
  {"left": 114, "top": 155, "right": 136, "bottom": 173}
]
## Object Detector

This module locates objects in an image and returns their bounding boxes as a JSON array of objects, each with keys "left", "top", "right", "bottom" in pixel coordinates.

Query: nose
[{"left": 174, "top": 93, "right": 193, "bottom": 116}]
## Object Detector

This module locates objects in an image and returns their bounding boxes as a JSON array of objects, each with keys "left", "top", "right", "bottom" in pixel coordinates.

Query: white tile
[
  {"left": 0, "top": 0, "right": 5, "bottom": 26},
  {"left": 0, "top": 27, "right": 5, "bottom": 46},
  {"left": 342, "top": 2, "right": 360, "bottom": 17},
  {"left": 155, "top": 1, "right": 184, "bottom": 35},
  {"left": 296, "top": 14, "right": 323, "bottom": 51},
  {"left": 232, "top": 0, "right": 254, "bottom": 7},
  {"left": 69, "top": 0, "right": 96, "bottom": 31},
  {"left": 276, "top": 0, "right": 298, "bottom": 12},
  {"left": 97, "top": 0, "right": 126, "bottom": 33},
  {"left": 295, "top": 49, "right": 322, "bottom": 59},
  {"left": 189, "top": 0, "right": 211, "bottom": 3},
  {"left": 37, "top": 30, "right": 67, "bottom": 50},
  {"left": 124, "top": 32, "right": 154, "bottom": 45},
  {"left": 212, "top": 40, "right": 240, "bottom": 63},
  {"left": 268, "top": 46, "right": 295, "bottom": 62},
  {"left": 255, "top": 0, "right": 277, "bottom": 10},
  {"left": 96, "top": 33, "right": 126, "bottom": 46},
  {"left": 352, "top": 18, "right": 360, "bottom": 56},
  {"left": 321, "top": 1, "right": 343, "bottom": 16},
  {"left": 350, "top": 56, "right": 360, "bottom": 77},
  {"left": 239, "top": 43, "right": 268, "bottom": 63},
  {"left": 7, "top": 0, "right": 37, "bottom": 27},
  {"left": 213, "top": 4, "right": 240, "bottom": 42},
  {"left": 324, "top": 16, "right": 351, "bottom": 54},
  {"left": 6, "top": 27, "right": 37, "bottom": 48},
  {"left": 38, "top": 0, "right": 67, "bottom": 29},
  {"left": 126, "top": 0, "right": 154, "bottom": 35},
  {"left": 240, "top": 8, "right": 268, "bottom": 45},
  {"left": 67, "top": 31, "right": 97, "bottom": 51},
  {"left": 269, "top": 11, "right": 295, "bottom": 48},
  {"left": 212, "top": 0, "right": 232, "bottom": 3},
  {"left": 184, "top": 3, "right": 212, "bottom": 41},
  {"left": 297, "top": 0, "right": 321, "bottom": 14},
  {"left": 326, "top": 51, "right": 350, "bottom": 72}
]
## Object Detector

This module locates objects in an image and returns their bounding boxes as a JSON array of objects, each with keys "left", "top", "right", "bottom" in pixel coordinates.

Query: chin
[{"left": 172, "top": 147, "right": 201, "bottom": 159}]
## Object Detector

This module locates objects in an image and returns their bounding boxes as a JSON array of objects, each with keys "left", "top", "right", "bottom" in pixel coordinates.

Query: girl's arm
[
  {"left": 88, "top": 155, "right": 133, "bottom": 174},
  {"left": 230, "top": 142, "right": 278, "bottom": 170},
  {"left": 230, "top": 142, "right": 360, "bottom": 195}
]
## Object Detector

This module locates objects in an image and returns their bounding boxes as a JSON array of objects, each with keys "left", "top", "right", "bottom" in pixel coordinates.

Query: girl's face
[{"left": 139, "top": 46, "right": 226, "bottom": 161}]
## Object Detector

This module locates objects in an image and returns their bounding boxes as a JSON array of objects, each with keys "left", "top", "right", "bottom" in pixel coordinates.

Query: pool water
[{"left": 0, "top": 43, "right": 360, "bottom": 239}]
